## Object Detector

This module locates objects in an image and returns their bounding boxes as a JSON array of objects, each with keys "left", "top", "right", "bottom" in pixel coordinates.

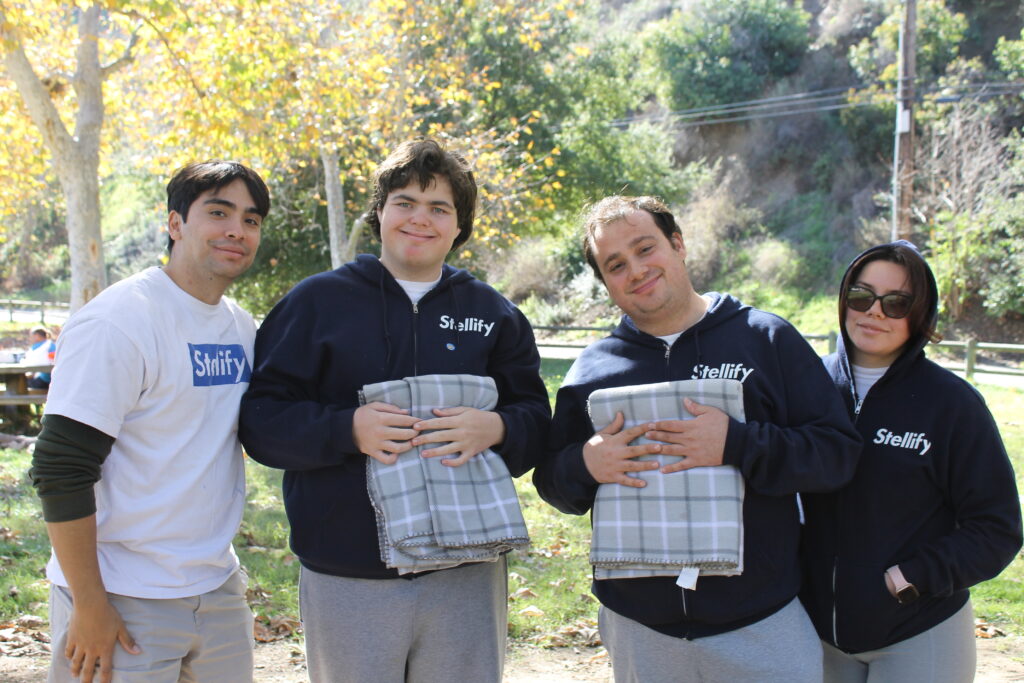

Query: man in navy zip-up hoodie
[
  {"left": 533, "top": 196, "right": 861, "bottom": 682},
  {"left": 239, "top": 139, "right": 550, "bottom": 683}
]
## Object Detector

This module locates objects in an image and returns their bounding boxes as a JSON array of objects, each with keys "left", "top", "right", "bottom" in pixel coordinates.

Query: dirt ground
[
  {"left": 0, "top": 638, "right": 614, "bottom": 682},
  {"left": 2, "top": 635, "right": 1024, "bottom": 682}
]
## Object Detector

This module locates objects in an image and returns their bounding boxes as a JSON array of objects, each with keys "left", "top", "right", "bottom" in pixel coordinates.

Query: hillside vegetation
[{"left": 2, "top": 0, "right": 1023, "bottom": 340}]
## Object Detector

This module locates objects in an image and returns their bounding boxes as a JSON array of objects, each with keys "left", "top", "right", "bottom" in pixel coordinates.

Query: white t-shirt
[
  {"left": 655, "top": 296, "right": 711, "bottom": 348},
  {"left": 395, "top": 275, "right": 441, "bottom": 304},
  {"left": 852, "top": 363, "right": 888, "bottom": 400},
  {"left": 44, "top": 267, "right": 256, "bottom": 599}
]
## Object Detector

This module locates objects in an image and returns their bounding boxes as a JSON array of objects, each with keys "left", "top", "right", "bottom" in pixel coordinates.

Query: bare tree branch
[
  {"left": 100, "top": 29, "right": 139, "bottom": 80},
  {"left": 119, "top": 7, "right": 209, "bottom": 112}
]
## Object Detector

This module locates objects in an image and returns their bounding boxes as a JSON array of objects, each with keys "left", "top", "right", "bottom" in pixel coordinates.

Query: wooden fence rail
[
  {"left": 533, "top": 326, "right": 1024, "bottom": 382},
  {"left": 3, "top": 299, "right": 72, "bottom": 325}
]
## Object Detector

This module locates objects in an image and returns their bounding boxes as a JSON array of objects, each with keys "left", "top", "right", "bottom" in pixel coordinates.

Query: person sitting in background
[{"left": 24, "top": 326, "right": 56, "bottom": 390}]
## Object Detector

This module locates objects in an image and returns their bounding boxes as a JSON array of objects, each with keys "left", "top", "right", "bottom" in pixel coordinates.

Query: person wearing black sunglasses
[{"left": 800, "top": 240, "right": 1022, "bottom": 682}]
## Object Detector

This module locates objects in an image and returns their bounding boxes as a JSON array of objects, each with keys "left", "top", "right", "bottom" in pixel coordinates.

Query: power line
[{"left": 606, "top": 79, "right": 1024, "bottom": 131}]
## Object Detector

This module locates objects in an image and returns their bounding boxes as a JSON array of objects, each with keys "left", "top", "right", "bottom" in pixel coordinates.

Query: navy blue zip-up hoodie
[
  {"left": 239, "top": 255, "right": 551, "bottom": 579},
  {"left": 533, "top": 292, "right": 861, "bottom": 638},
  {"left": 800, "top": 243, "right": 1022, "bottom": 653}
]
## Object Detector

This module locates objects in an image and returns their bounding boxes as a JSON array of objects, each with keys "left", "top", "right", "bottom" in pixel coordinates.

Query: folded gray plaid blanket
[
  {"left": 360, "top": 374, "right": 529, "bottom": 574},
  {"left": 587, "top": 379, "right": 746, "bottom": 580}
]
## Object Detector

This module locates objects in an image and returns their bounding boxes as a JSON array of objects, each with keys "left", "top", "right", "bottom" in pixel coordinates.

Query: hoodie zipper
[
  {"left": 662, "top": 339, "right": 691, "bottom": 617},
  {"left": 833, "top": 378, "right": 864, "bottom": 647},
  {"left": 831, "top": 562, "right": 839, "bottom": 645},
  {"left": 658, "top": 338, "right": 691, "bottom": 616},
  {"left": 412, "top": 301, "right": 419, "bottom": 375}
]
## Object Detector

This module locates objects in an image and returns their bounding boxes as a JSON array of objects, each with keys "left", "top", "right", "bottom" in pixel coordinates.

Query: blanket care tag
[{"left": 676, "top": 567, "right": 699, "bottom": 590}]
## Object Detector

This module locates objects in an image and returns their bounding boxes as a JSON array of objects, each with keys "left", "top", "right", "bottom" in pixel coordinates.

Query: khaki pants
[{"left": 48, "top": 570, "right": 253, "bottom": 683}]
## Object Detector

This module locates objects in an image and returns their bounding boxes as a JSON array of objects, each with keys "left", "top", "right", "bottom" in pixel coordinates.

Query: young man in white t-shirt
[{"left": 31, "top": 161, "right": 270, "bottom": 683}]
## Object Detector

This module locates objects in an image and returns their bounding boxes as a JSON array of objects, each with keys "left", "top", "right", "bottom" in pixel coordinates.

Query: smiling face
[
  {"left": 591, "top": 210, "right": 696, "bottom": 336},
  {"left": 377, "top": 175, "right": 459, "bottom": 282},
  {"left": 845, "top": 259, "right": 913, "bottom": 368},
  {"left": 166, "top": 178, "right": 262, "bottom": 302}
]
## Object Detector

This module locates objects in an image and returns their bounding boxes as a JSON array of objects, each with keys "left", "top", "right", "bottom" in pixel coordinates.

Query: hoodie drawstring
[{"left": 379, "top": 267, "right": 393, "bottom": 367}]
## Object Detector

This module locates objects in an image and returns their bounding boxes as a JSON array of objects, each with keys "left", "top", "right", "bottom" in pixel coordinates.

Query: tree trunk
[
  {"left": 321, "top": 146, "right": 346, "bottom": 270},
  {"left": 1, "top": 3, "right": 108, "bottom": 312},
  {"left": 320, "top": 145, "right": 365, "bottom": 267},
  {"left": 61, "top": 151, "right": 105, "bottom": 310}
]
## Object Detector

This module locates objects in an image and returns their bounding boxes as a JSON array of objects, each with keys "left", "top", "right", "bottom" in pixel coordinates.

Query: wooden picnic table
[
  {"left": 0, "top": 362, "right": 52, "bottom": 396},
  {"left": 0, "top": 363, "right": 52, "bottom": 429}
]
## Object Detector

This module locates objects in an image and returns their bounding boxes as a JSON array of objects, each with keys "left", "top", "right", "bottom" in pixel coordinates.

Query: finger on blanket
[{"left": 587, "top": 379, "right": 746, "bottom": 578}]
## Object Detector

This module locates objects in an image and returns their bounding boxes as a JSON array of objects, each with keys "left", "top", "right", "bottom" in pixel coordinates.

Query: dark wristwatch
[{"left": 886, "top": 565, "right": 920, "bottom": 605}]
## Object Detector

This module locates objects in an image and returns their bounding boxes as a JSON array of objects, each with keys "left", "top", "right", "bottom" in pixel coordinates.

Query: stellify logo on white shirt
[
  {"left": 874, "top": 428, "right": 932, "bottom": 455},
  {"left": 188, "top": 343, "right": 252, "bottom": 386}
]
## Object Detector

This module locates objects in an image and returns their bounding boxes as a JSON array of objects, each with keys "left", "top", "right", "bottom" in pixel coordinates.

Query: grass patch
[
  {"left": 0, "top": 448, "right": 51, "bottom": 622},
  {"left": 508, "top": 481, "right": 595, "bottom": 644},
  {"left": 541, "top": 357, "right": 573, "bottom": 400},
  {"left": 2, "top": 370, "right": 1021, "bottom": 648},
  {"left": 969, "top": 381, "right": 1024, "bottom": 630},
  {"left": 234, "top": 464, "right": 299, "bottom": 626}
]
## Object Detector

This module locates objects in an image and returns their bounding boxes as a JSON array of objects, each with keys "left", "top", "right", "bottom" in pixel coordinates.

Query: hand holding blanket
[
  {"left": 360, "top": 374, "right": 530, "bottom": 574},
  {"left": 587, "top": 379, "right": 746, "bottom": 580}
]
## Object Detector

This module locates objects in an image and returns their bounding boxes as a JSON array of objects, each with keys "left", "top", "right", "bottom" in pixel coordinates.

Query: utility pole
[{"left": 891, "top": 0, "right": 917, "bottom": 241}]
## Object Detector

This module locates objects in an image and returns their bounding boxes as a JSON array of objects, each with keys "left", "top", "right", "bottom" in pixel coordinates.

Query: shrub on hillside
[
  {"left": 641, "top": 0, "right": 812, "bottom": 111},
  {"left": 676, "top": 181, "right": 763, "bottom": 290},
  {"left": 485, "top": 237, "right": 565, "bottom": 304}
]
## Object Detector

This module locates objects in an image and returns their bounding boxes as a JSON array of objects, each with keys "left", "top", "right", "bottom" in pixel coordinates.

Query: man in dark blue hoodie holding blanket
[
  {"left": 239, "top": 139, "right": 550, "bottom": 683},
  {"left": 533, "top": 195, "right": 861, "bottom": 682}
]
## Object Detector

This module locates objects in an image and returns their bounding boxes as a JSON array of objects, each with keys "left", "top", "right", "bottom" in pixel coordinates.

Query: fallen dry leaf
[
  {"left": 518, "top": 605, "right": 545, "bottom": 617},
  {"left": 975, "top": 618, "right": 1006, "bottom": 639},
  {"left": 254, "top": 614, "right": 302, "bottom": 642},
  {"left": 510, "top": 587, "right": 538, "bottom": 601},
  {"left": 15, "top": 615, "right": 45, "bottom": 629}
]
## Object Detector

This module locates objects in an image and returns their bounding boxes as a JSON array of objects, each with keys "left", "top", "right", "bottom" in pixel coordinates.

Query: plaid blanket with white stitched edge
[
  {"left": 360, "top": 374, "right": 529, "bottom": 574},
  {"left": 587, "top": 379, "right": 746, "bottom": 580}
]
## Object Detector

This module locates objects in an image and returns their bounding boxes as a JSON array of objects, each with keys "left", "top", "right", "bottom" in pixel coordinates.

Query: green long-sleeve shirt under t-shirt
[{"left": 30, "top": 414, "right": 114, "bottom": 523}]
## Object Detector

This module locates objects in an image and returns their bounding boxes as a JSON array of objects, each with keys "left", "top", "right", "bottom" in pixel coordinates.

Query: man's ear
[
  {"left": 671, "top": 232, "right": 686, "bottom": 260},
  {"left": 167, "top": 211, "right": 183, "bottom": 242}
]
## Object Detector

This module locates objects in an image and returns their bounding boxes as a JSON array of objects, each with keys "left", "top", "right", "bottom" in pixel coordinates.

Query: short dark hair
[
  {"left": 166, "top": 161, "right": 271, "bottom": 252},
  {"left": 366, "top": 139, "right": 477, "bottom": 252},
  {"left": 840, "top": 241, "right": 940, "bottom": 345},
  {"left": 581, "top": 196, "right": 682, "bottom": 281}
]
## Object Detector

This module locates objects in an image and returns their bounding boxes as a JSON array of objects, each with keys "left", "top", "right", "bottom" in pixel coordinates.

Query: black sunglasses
[{"left": 845, "top": 286, "right": 914, "bottom": 319}]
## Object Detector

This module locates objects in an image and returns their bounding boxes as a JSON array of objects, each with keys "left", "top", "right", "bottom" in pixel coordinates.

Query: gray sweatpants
[
  {"left": 822, "top": 599, "right": 976, "bottom": 683},
  {"left": 599, "top": 597, "right": 823, "bottom": 683},
  {"left": 300, "top": 558, "right": 507, "bottom": 683}
]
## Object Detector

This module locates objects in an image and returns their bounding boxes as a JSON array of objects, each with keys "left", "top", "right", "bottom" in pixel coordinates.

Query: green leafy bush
[{"left": 641, "top": 0, "right": 811, "bottom": 111}]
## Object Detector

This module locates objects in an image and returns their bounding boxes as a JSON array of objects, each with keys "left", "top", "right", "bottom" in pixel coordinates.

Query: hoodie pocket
[{"left": 835, "top": 559, "right": 918, "bottom": 650}]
